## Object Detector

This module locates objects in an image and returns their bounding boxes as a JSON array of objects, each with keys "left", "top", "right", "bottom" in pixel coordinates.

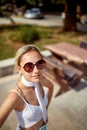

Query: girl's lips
[{"left": 33, "top": 74, "right": 40, "bottom": 78}]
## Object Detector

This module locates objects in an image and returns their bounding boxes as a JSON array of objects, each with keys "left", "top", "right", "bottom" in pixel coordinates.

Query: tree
[
  {"left": 41, "top": 0, "right": 78, "bottom": 31},
  {"left": 63, "top": 0, "right": 77, "bottom": 31}
]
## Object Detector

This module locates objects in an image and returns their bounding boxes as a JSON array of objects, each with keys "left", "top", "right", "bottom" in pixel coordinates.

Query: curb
[{"left": 0, "top": 58, "right": 15, "bottom": 77}]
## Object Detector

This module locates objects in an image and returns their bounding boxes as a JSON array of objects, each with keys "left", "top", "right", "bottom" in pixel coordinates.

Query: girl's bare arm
[
  {"left": 42, "top": 75, "right": 54, "bottom": 108},
  {"left": 0, "top": 92, "right": 18, "bottom": 127}
]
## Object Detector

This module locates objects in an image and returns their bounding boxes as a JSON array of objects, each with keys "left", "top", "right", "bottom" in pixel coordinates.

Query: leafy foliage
[
  {"left": 0, "top": 25, "right": 84, "bottom": 60},
  {"left": 21, "top": 26, "right": 40, "bottom": 44}
]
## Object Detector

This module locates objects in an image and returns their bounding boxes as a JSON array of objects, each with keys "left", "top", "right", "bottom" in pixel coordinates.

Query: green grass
[
  {"left": 0, "top": 36, "right": 15, "bottom": 60},
  {"left": 0, "top": 25, "right": 85, "bottom": 60}
]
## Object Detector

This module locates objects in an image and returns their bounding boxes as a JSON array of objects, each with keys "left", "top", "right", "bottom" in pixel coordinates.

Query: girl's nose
[{"left": 33, "top": 65, "right": 39, "bottom": 72}]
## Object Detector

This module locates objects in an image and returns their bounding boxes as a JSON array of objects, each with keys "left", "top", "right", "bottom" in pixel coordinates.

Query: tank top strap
[{"left": 9, "top": 90, "right": 27, "bottom": 104}]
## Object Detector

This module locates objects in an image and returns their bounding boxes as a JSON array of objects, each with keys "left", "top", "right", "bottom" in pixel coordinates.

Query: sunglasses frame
[{"left": 21, "top": 59, "right": 46, "bottom": 73}]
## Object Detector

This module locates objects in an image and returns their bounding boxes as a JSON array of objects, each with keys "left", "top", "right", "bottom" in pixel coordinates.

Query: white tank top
[{"left": 10, "top": 89, "right": 48, "bottom": 128}]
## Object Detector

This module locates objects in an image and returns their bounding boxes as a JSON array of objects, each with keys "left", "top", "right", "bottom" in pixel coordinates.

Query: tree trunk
[{"left": 63, "top": 0, "right": 77, "bottom": 31}]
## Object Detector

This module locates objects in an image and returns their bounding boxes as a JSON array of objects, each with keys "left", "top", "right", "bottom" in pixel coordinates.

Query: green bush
[{"left": 21, "top": 26, "right": 40, "bottom": 44}]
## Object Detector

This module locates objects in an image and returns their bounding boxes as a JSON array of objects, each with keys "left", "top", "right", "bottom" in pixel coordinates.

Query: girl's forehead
[{"left": 21, "top": 51, "right": 42, "bottom": 63}]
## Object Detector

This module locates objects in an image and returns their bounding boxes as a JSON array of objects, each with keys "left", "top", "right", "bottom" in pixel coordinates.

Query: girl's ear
[{"left": 16, "top": 65, "right": 22, "bottom": 75}]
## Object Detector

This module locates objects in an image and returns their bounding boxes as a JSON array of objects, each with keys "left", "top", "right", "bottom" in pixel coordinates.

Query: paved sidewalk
[
  {"left": 0, "top": 15, "right": 63, "bottom": 27},
  {"left": 0, "top": 15, "right": 87, "bottom": 32},
  {"left": 0, "top": 74, "right": 87, "bottom": 130}
]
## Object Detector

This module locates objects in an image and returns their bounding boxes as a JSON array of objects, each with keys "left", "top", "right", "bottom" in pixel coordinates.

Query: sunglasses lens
[
  {"left": 37, "top": 60, "right": 46, "bottom": 69},
  {"left": 24, "top": 63, "right": 34, "bottom": 73}
]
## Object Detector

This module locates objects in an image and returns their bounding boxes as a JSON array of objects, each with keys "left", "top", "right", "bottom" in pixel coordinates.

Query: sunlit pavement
[
  {"left": 0, "top": 15, "right": 87, "bottom": 32},
  {"left": 0, "top": 15, "right": 63, "bottom": 27}
]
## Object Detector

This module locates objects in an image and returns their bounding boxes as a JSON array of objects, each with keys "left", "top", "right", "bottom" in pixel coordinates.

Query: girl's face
[{"left": 18, "top": 51, "right": 45, "bottom": 83}]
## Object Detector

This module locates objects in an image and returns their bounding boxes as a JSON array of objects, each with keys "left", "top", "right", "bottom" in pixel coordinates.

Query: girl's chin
[
  {"left": 32, "top": 78, "right": 40, "bottom": 83},
  {"left": 34, "top": 79, "right": 40, "bottom": 83},
  {"left": 33, "top": 75, "right": 41, "bottom": 82}
]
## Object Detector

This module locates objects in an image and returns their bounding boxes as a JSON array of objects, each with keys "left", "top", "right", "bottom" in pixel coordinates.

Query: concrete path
[
  {"left": 0, "top": 74, "right": 87, "bottom": 130},
  {"left": 0, "top": 15, "right": 87, "bottom": 32},
  {"left": 0, "top": 15, "right": 63, "bottom": 27}
]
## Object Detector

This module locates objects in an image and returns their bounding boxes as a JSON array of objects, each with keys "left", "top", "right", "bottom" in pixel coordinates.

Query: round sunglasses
[{"left": 21, "top": 59, "right": 46, "bottom": 73}]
